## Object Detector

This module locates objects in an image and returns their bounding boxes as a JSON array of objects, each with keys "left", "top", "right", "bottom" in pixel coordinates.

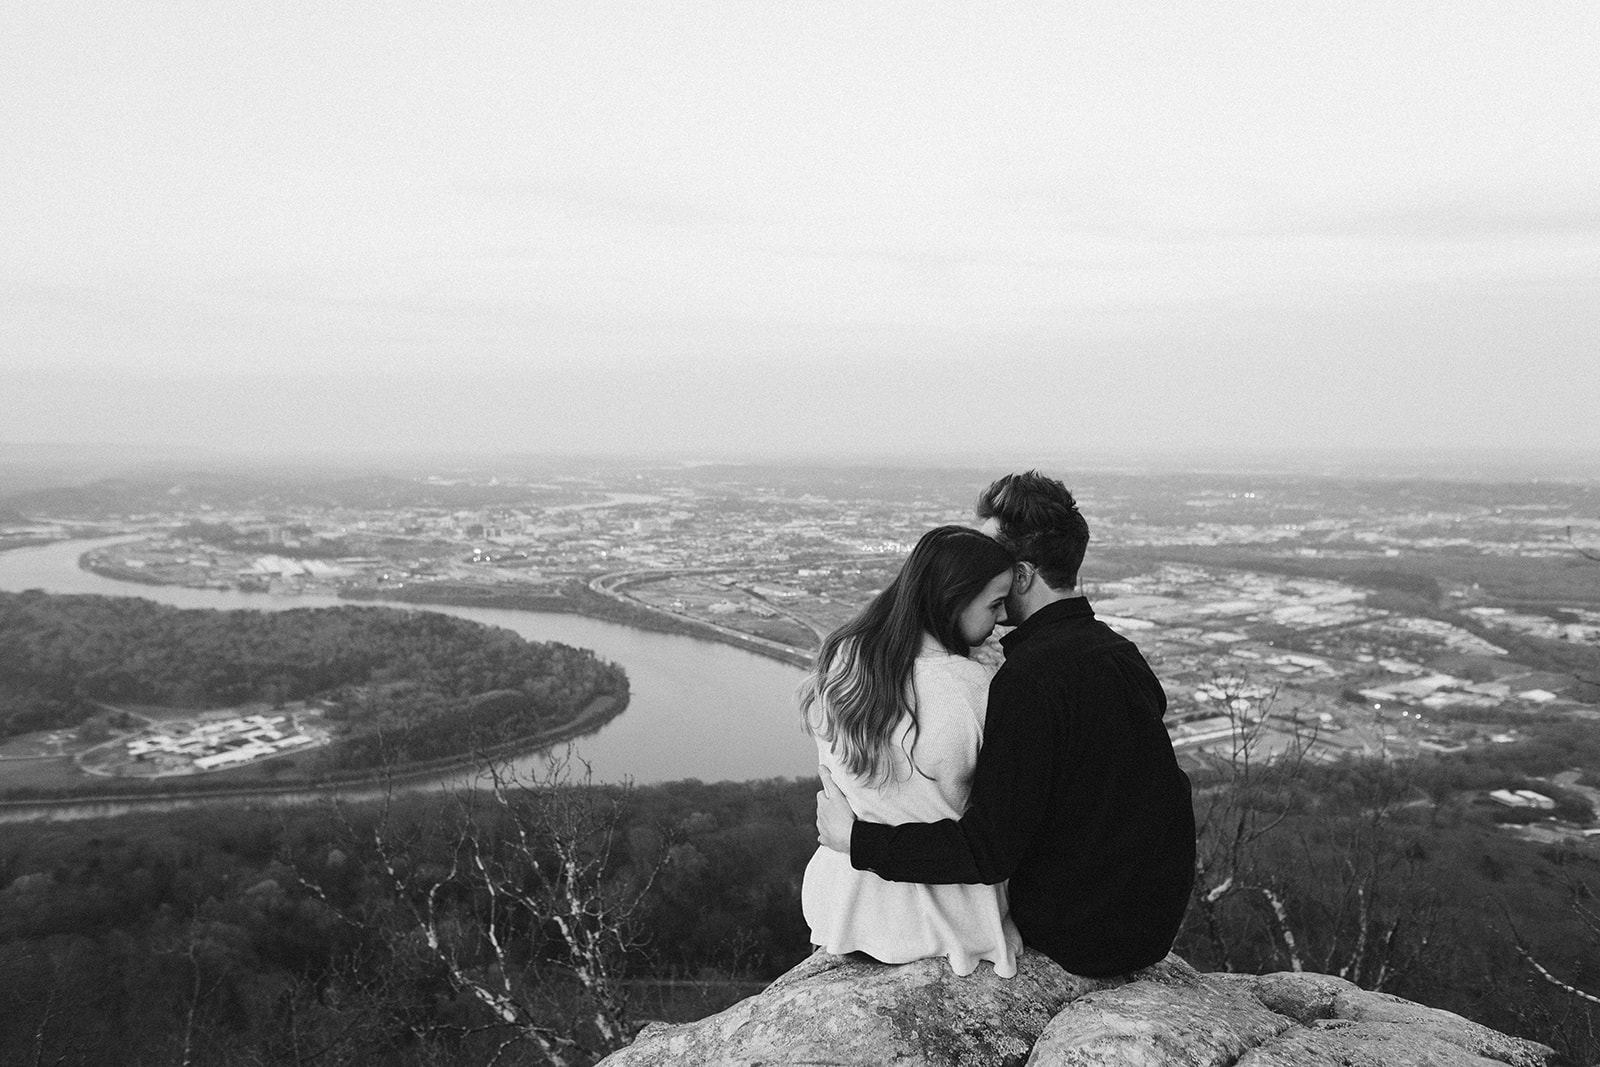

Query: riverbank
[
  {"left": 341, "top": 578, "right": 821, "bottom": 668},
  {"left": 0, "top": 692, "right": 626, "bottom": 814},
  {"left": 78, "top": 539, "right": 820, "bottom": 668}
]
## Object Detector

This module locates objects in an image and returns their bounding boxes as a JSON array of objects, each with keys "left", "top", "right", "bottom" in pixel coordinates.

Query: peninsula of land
[{"left": 0, "top": 588, "right": 630, "bottom": 800}]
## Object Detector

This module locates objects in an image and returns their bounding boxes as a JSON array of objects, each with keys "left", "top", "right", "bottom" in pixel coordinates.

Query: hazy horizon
[
  {"left": 4, "top": 438, "right": 1600, "bottom": 489},
  {"left": 5, "top": 3, "right": 1598, "bottom": 459}
]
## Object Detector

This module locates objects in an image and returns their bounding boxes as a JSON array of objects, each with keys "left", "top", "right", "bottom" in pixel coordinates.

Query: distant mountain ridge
[{"left": 0, "top": 471, "right": 558, "bottom": 517}]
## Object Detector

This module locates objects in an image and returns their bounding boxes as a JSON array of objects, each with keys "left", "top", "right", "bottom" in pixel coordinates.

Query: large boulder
[
  {"left": 599, "top": 951, "right": 1556, "bottom": 1067},
  {"left": 1028, "top": 965, "right": 1553, "bottom": 1066}
]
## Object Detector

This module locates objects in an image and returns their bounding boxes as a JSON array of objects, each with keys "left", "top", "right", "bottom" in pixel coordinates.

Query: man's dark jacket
[{"left": 850, "top": 596, "right": 1196, "bottom": 977}]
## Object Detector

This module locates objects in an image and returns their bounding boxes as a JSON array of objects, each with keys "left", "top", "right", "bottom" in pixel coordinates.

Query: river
[{"left": 0, "top": 538, "right": 816, "bottom": 794}]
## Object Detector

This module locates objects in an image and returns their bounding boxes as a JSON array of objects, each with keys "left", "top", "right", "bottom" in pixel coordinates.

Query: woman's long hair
[{"left": 800, "top": 525, "right": 1014, "bottom": 787}]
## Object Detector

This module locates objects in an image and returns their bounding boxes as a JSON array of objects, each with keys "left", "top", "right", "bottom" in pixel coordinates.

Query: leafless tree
[
  {"left": 299, "top": 748, "right": 672, "bottom": 1067},
  {"left": 1189, "top": 673, "right": 1313, "bottom": 972},
  {"left": 1491, "top": 872, "right": 1600, "bottom": 1061},
  {"left": 1567, "top": 526, "right": 1600, "bottom": 563},
  {"left": 1507, "top": 871, "right": 1600, "bottom": 1007},
  {"left": 0, "top": 940, "right": 109, "bottom": 1067},
  {"left": 1186, "top": 673, "right": 1439, "bottom": 990}
]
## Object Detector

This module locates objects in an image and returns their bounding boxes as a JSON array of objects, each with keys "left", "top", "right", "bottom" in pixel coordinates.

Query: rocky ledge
[{"left": 599, "top": 950, "right": 1555, "bottom": 1067}]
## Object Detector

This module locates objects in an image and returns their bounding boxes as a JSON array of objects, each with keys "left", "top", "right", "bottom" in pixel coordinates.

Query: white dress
[{"left": 802, "top": 637, "right": 1022, "bottom": 977}]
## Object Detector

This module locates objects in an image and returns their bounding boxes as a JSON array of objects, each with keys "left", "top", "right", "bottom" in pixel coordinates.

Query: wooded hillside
[{"left": 0, "top": 590, "right": 628, "bottom": 767}]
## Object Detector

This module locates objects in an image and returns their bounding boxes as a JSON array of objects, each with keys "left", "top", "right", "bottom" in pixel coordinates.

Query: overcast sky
[{"left": 4, "top": 2, "right": 1599, "bottom": 464}]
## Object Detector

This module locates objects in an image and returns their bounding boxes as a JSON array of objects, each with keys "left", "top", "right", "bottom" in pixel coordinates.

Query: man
[{"left": 816, "top": 471, "right": 1195, "bottom": 977}]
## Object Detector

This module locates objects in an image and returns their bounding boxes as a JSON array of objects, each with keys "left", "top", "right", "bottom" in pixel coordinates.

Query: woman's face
[{"left": 957, "top": 568, "right": 1014, "bottom": 647}]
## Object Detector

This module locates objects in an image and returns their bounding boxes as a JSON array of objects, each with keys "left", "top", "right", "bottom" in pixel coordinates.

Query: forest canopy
[
  {"left": 4, "top": 750, "right": 1600, "bottom": 1066},
  {"left": 0, "top": 590, "right": 627, "bottom": 767}
]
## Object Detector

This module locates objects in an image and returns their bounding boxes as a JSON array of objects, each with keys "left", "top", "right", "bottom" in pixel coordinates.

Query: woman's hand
[{"left": 815, "top": 765, "right": 856, "bottom": 853}]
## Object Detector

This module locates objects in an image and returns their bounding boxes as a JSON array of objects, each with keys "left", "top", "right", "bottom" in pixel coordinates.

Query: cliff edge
[{"left": 598, "top": 950, "right": 1556, "bottom": 1067}]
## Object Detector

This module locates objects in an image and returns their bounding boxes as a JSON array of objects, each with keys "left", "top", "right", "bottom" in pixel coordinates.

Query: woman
[{"left": 800, "top": 524, "right": 1022, "bottom": 977}]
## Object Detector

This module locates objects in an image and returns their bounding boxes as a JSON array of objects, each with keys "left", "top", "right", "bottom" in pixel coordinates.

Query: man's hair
[{"left": 975, "top": 470, "right": 1089, "bottom": 591}]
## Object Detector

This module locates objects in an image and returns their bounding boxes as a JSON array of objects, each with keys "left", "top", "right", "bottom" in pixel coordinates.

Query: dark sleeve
[{"left": 850, "top": 667, "right": 1058, "bottom": 885}]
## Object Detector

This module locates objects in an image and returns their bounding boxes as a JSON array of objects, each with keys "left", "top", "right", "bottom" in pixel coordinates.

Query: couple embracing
[{"left": 803, "top": 471, "right": 1196, "bottom": 979}]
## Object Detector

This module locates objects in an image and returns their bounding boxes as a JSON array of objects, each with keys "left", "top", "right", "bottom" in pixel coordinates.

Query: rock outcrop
[{"left": 598, "top": 950, "right": 1556, "bottom": 1067}]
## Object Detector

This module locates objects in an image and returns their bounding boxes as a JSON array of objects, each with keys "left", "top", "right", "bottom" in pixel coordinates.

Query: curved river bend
[{"left": 0, "top": 538, "right": 815, "bottom": 793}]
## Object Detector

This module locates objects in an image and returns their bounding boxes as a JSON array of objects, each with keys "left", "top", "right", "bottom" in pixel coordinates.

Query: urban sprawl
[{"left": 8, "top": 466, "right": 1600, "bottom": 838}]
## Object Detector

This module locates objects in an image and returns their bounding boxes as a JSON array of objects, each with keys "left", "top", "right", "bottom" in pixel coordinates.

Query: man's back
[{"left": 992, "top": 598, "right": 1195, "bottom": 974}]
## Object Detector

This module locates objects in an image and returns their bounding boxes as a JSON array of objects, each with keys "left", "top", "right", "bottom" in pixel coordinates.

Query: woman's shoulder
[
  {"left": 914, "top": 645, "right": 995, "bottom": 709},
  {"left": 916, "top": 638, "right": 994, "bottom": 677}
]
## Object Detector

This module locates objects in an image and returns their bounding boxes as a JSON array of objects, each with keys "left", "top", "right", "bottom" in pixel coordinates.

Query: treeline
[
  {"left": 0, "top": 774, "right": 816, "bottom": 1067},
  {"left": 0, "top": 590, "right": 628, "bottom": 768},
  {"left": 1179, "top": 716, "right": 1600, "bottom": 1059},
  {"left": 0, "top": 469, "right": 560, "bottom": 519},
  {"left": 5, "top": 728, "right": 1600, "bottom": 1065}
]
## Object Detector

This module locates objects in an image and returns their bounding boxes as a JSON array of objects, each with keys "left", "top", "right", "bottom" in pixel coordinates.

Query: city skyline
[{"left": 4, "top": 2, "right": 1599, "bottom": 460}]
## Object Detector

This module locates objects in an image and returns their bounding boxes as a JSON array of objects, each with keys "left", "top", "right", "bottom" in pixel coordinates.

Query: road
[{"left": 588, "top": 566, "right": 824, "bottom": 659}]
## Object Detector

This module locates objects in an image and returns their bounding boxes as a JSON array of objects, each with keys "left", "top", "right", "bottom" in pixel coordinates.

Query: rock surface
[{"left": 598, "top": 951, "right": 1556, "bottom": 1067}]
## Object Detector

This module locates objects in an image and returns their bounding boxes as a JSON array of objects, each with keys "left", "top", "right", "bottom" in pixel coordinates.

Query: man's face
[{"left": 977, "top": 516, "right": 1025, "bottom": 626}]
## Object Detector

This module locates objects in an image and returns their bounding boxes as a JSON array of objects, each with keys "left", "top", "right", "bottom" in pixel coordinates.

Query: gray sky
[{"left": 4, "top": 2, "right": 1599, "bottom": 462}]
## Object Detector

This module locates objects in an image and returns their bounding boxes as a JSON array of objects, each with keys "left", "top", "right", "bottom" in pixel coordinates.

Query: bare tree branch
[
  {"left": 294, "top": 744, "right": 673, "bottom": 1065},
  {"left": 1518, "top": 946, "right": 1600, "bottom": 1007},
  {"left": 1568, "top": 526, "right": 1600, "bottom": 563}
]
